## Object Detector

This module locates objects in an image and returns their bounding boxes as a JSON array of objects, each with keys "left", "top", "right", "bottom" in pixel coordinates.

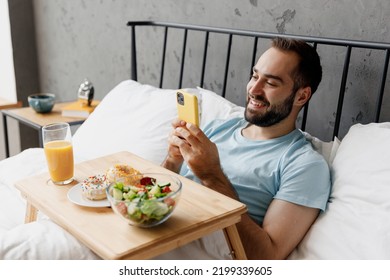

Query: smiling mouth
[{"left": 248, "top": 94, "right": 268, "bottom": 108}]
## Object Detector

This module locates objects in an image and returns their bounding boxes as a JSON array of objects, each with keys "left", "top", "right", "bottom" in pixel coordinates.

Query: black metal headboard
[{"left": 127, "top": 21, "right": 390, "bottom": 140}]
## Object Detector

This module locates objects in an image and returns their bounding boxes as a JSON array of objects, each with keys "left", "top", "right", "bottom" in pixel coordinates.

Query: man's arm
[
  {"left": 193, "top": 162, "right": 320, "bottom": 259},
  {"left": 172, "top": 122, "right": 320, "bottom": 259},
  {"left": 237, "top": 200, "right": 319, "bottom": 259}
]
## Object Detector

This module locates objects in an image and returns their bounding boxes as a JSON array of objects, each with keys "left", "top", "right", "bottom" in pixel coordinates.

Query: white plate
[{"left": 67, "top": 183, "right": 110, "bottom": 208}]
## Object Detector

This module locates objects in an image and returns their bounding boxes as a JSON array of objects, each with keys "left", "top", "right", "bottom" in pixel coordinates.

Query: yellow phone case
[{"left": 176, "top": 90, "right": 199, "bottom": 126}]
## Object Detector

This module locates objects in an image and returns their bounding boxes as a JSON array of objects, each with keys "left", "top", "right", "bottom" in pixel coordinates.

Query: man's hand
[
  {"left": 173, "top": 122, "right": 220, "bottom": 179},
  {"left": 163, "top": 119, "right": 238, "bottom": 199},
  {"left": 170, "top": 122, "right": 238, "bottom": 199},
  {"left": 161, "top": 119, "right": 187, "bottom": 173}
]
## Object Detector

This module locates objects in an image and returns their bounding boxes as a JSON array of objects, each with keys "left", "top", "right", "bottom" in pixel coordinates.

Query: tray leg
[
  {"left": 25, "top": 201, "right": 38, "bottom": 223},
  {"left": 223, "top": 225, "right": 247, "bottom": 260}
]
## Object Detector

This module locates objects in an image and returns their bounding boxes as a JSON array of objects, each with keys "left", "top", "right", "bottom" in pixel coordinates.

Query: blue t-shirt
[{"left": 180, "top": 117, "right": 331, "bottom": 225}]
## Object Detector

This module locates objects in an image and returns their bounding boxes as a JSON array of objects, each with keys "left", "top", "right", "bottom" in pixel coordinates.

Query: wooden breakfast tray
[{"left": 14, "top": 151, "right": 247, "bottom": 259}]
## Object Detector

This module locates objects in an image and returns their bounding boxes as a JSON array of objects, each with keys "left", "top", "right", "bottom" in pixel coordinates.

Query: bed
[{"left": 1, "top": 21, "right": 390, "bottom": 260}]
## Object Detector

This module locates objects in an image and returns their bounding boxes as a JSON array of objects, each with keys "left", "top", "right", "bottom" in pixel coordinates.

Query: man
[{"left": 162, "top": 38, "right": 331, "bottom": 259}]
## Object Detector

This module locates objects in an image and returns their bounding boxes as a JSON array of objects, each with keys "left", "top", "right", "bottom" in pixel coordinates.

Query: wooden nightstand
[{"left": 2, "top": 102, "right": 87, "bottom": 158}]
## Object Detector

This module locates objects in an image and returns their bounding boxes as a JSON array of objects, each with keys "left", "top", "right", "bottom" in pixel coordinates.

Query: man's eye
[
  {"left": 266, "top": 81, "right": 276, "bottom": 86},
  {"left": 250, "top": 75, "right": 258, "bottom": 80}
]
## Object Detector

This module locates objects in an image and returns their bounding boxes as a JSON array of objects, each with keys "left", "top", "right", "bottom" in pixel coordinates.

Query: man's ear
[{"left": 294, "top": 86, "right": 312, "bottom": 106}]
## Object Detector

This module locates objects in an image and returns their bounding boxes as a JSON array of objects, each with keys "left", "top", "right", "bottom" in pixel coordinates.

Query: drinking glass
[{"left": 42, "top": 122, "right": 74, "bottom": 185}]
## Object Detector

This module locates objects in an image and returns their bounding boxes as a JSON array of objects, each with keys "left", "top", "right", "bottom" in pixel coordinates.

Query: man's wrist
[
  {"left": 162, "top": 155, "right": 183, "bottom": 173},
  {"left": 200, "top": 172, "right": 239, "bottom": 200}
]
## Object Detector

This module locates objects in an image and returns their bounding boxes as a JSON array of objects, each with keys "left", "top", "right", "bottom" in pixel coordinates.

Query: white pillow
[
  {"left": 289, "top": 122, "right": 390, "bottom": 259},
  {"left": 302, "top": 132, "right": 340, "bottom": 166},
  {"left": 73, "top": 80, "right": 178, "bottom": 164},
  {"left": 73, "top": 81, "right": 246, "bottom": 165}
]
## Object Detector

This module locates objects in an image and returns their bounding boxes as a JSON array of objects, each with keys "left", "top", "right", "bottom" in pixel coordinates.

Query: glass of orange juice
[{"left": 42, "top": 122, "right": 74, "bottom": 185}]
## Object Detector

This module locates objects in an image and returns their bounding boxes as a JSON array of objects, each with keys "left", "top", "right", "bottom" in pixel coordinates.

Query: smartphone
[{"left": 176, "top": 89, "right": 200, "bottom": 126}]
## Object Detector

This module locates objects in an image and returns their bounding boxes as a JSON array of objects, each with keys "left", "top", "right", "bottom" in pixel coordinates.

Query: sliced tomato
[
  {"left": 116, "top": 202, "right": 127, "bottom": 216},
  {"left": 140, "top": 177, "right": 156, "bottom": 186},
  {"left": 164, "top": 197, "right": 175, "bottom": 207},
  {"left": 161, "top": 186, "right": 172, "bottom": 193}
]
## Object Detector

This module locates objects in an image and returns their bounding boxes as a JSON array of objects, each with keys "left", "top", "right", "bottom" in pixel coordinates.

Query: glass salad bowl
[{"left": 106, "top": 172, "right": 182, "bottom": 228}]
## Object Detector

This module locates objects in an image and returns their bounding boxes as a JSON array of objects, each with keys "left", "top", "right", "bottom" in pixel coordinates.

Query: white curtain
[{"left": 0, "top": 0, "right": 17, "bottom": 102}]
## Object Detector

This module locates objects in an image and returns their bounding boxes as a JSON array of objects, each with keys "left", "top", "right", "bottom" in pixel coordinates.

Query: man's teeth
[{"left": 250, "top": 99, "right": 266, "bottom": 107}]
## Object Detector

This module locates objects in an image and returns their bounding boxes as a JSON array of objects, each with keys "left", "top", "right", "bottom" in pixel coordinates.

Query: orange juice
[{"left": 44, "top": 140, "right": 74, "bottom": 183}]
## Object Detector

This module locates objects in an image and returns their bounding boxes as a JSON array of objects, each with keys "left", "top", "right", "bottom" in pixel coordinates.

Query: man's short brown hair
[{"left": 272, "top": 37, "right": 322, "bottom": 94}]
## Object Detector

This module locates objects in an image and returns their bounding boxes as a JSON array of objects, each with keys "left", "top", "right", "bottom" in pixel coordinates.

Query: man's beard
[{"left": 244, "top": 91, "right": 296, "bottom": 127}]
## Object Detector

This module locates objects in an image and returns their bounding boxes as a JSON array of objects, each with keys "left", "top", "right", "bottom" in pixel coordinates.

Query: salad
[{"left": 109, "top": 176, "right": 177, "bottom": 225}]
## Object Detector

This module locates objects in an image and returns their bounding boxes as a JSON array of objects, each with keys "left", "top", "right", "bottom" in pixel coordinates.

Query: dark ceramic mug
[{"left": 28, "top": 93, "right": 55, "bottom": 113}]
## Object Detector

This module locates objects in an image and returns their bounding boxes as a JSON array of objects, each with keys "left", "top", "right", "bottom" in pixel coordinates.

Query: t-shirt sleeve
[{"left": 274, "top": 150, "right": 331, "bottom": 211}]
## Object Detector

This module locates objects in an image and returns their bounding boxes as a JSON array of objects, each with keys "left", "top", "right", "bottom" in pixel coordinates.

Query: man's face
[{"left": 245, "top": 47, "right": 299, "bottom": 127}]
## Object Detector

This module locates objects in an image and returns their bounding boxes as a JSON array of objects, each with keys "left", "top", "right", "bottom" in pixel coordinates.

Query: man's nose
[{"left": 249, "top": 79, "right": 265, "bottom": 94}]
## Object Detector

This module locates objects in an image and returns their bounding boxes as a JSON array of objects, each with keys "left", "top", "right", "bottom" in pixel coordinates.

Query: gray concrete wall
[
  {"left": 32, "top": 0, "right": 390, "bottom": 101},
  {"left": 3, "top": 0, "right": 390, "bottom": 158}
]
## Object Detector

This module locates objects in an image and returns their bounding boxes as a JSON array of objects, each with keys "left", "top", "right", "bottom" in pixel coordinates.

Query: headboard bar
[
  {"left": 334, "top": 46, "right": 352, "bottom": 138},
  {"left": 127, "top": 21, "right": 390, "bottom": 139},
  {"left": 127, "top": 21, "right": 390, "bottom": 50},
  {"left": 200, "top": 31, "right": 209, "bottom": 88},
  {"left": 130, "top": 25, "right": 137, "bottom": 81},
  {"left": 250, "top": 37, "right": 259, "bottom": 74},
  {"left": 222, "top": 34, "right": 233, "bottom": 98},
  {"left": 375, "top": 49, "right": 390, "bottom": 122},
  {"left": 178, "top": 29, "right": 188, "bottom": 89},
  {"left": 159, "top": 26, "right": 168, "bottom": 88}
]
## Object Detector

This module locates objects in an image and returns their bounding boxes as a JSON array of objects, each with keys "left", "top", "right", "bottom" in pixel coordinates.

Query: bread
[{"left": 106, "top": 164, "right": 142, "bottom": 185}]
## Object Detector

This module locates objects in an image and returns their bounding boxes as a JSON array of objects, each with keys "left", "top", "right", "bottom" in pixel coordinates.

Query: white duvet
[
  {"left": 1, "top": 80, "right": 390, "bottom": 260},
  {"left": 0, "top": 148, "right": 100, "bottom": 259}
]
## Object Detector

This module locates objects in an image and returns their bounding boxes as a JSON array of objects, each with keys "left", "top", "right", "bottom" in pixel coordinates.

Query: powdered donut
[{"left": 81, "top": 174, "right": 109, "bottom": 200}]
